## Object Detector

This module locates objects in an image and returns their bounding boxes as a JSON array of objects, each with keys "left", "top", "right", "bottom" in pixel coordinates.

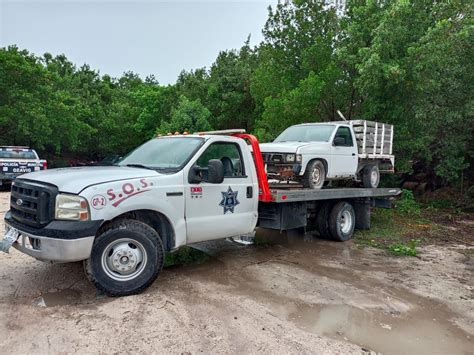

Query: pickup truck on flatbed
[
  {"left": 0, "top": 146, "right": 47, "bottom": 187},
  {"left": 1, "top": 131, "right": 400, "bottom": 296},
  {"left": 260, "top": 120, "right": 394, "bottom": 189}
]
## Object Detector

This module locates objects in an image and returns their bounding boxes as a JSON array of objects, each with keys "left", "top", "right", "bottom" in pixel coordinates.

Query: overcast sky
[{"left": 0, "top": 0, "right": 276, "bottom": 84}]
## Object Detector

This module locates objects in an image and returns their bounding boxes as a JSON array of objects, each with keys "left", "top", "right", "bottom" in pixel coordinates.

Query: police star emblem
[{"left": 219, "top": 186, "right": 240, "bottom": 214}]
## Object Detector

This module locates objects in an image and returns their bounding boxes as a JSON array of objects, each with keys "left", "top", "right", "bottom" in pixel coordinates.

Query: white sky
[{"left": 0, "top": 0, "right": 276, "bottom": 84}]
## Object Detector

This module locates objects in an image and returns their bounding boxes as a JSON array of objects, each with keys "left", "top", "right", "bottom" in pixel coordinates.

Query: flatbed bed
[{"left": 268, "top": 187, "right": 401, "bottom": 203}]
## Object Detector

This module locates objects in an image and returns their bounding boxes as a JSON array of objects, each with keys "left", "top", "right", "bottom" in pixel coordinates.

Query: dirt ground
[{"left": 0, "top": 190, "right": 473, "bottom": 354}]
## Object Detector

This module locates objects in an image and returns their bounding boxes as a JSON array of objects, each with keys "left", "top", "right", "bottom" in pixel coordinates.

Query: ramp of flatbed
[{"left": 269, "top": 187, "right": 401, "bottom": 203}]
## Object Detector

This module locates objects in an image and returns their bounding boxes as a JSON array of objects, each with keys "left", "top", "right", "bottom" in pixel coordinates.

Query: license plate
[{"left": 3, "top": 228, "right": 20, "bottom": 244}]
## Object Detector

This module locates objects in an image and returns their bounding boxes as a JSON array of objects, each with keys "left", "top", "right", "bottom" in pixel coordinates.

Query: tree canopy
[{"left": 0, "top": 0, "right": 472, "bottom": 185}]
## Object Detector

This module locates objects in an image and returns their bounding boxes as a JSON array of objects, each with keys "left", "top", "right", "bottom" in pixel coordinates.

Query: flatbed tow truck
[{"left": 1, "top": 130, "right": 400, "bottom": 296}]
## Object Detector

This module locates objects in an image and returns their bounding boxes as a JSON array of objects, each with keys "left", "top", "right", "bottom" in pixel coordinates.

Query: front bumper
[
  {"left": 265, "top": 163, "right": 302, "bottom": 178},
  {"left": 4, "top": 211, "right": 102, "bottom": 263}
]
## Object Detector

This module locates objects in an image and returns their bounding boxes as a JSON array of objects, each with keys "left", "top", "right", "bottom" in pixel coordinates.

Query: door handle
[
  {"left": 352, "top": 153, "right": 356, "bottom": 156},
  {"left": 246, "top": 186, "right": 253, "bottom": 198}
]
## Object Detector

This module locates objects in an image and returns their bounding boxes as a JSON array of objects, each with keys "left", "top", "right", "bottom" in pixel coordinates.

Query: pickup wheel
[
  {"left": 84, "top": 219, "right": 164, "bottom": 296},
  {"left": 362, "top": 164, "right": 380, "bottom": 188},
  {"left": 303, "top": 160, "right": 326, "bottom": 189},
  {"left": 328, "top": 201, "right": 356, "bottom": 242}
]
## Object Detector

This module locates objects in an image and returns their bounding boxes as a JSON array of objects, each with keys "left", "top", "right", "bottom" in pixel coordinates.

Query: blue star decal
[{"left": 219, "top": 186, "right": 240, "bottom": 214}]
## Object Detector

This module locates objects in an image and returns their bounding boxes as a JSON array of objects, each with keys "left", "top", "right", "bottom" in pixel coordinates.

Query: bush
[{"left": 396, "top": 189, "right": 421, "bottom": 215}]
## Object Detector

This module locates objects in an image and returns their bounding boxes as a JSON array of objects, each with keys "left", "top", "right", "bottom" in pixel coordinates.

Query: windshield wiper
[{"left": 124, "top": 164, "right": 155, "bottom": 170}]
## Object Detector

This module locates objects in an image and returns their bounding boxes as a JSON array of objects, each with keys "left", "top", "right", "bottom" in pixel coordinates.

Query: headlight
[
  {"left": 285, "top": 154, "right": 296, "bottom": 162},
  {"left": 296, "top": 154, "right": 302, "bottom": 162},
  {"left": 55, "top": 194, "right": 90, "bottom": 221}
]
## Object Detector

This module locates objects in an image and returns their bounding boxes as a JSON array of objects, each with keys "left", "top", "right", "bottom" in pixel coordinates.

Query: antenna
[{"left": 337, "top": 110, "right": 347, "bottom": 121}]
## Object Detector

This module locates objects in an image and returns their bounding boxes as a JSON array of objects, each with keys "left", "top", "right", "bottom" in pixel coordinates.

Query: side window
[
  {"left": 196, "top": 142, "right": 245, "bottom": 177},
  {"left": 334, "top": 127, "right": 353, "bottom": 146}
]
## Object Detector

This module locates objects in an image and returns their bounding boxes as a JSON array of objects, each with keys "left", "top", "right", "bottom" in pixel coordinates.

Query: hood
[
  {"left": 18, "top": 166, "right": 159, "bottom": 194},
  {"left": 259, "top": 141, "right": 329, "bottom": 153}
]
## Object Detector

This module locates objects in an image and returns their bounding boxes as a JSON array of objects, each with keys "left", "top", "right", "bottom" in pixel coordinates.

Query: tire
[
  {"left": 302, "top": 160, "right": 326, "bottom": 189},
  {"left": 84, "top": 219, "right": 165, "bottom": 296},
  {"left": 328, "top": 201, "right": 356, "bottom": 242},
  {"left": 316, "top": 202, "right": 333, "bottom": 239},
  {"left": 362, "top": 164, "right": 380, "bottom": 188}
]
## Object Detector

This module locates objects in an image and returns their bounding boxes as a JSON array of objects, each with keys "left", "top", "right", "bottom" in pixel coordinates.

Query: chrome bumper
[{"left": 6, "top": 223, "right": 94, "bottom": 263}]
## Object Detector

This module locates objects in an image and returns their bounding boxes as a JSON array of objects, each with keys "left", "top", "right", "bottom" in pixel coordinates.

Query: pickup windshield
[
  {"left": 0, "top": 150, "right": 37, "bottom": 159},
  {"left": 118, "top": 137, "right": 204, "bottom": 172},
  {"left": 274, "top": 124, "right": 336, "bottom": 143}
]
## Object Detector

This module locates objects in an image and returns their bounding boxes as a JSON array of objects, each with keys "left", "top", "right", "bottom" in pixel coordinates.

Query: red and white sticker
[
  {"left": 190, "top": 186, "right": 202, "bottom": 199},
  {"left": 91, "top": 194, "right": 107, "bottom": 210}
]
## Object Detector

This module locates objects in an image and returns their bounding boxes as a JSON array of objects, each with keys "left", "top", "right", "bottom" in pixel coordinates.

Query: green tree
[{"left": 158, "top": 96, "right": 212, "bottom": 134}]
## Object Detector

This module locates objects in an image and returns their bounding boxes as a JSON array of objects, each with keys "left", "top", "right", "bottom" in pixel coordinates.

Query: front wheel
[
  {"left": 84, "top": 219, "right": 164, "bottom": 296},
  {"left": 302, "top": 160, "right": 326, "bottom": 189}
]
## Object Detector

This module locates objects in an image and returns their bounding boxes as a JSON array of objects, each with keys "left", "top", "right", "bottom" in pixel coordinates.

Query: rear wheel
[
  {"left": 316, "top": 202, "right": 333, "bottom": 239},
  {"left": 303, "top": 160, "right": 326, "bottom": 189},
  {"left": 362, "top": 164, "right": 380, "bottom": 188},
  {"left": 328, "top": 201, "right": 356, "bottom": 242},
  {"left": 84, "top": 219, "right": 164, "bottom": 296}
]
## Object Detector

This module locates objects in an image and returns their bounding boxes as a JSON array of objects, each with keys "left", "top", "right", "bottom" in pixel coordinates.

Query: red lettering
[
  {"left": 123, "top": 183, "right": 134, "bottom": 195},
  {"left": 107, "top": 189, "right": 116, "bottom": 201},
  {"left": 140, "top": 178, "right": 149, "bottom": 188}
]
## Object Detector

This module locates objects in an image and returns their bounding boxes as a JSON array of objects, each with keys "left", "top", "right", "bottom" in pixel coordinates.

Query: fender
[{"left": 80, "top": 174, "right": 187, "bottom": 248}]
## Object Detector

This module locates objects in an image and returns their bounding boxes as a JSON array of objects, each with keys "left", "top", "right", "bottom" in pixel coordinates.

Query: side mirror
[
  {"left": 188, "top": 165, "right": 203, "bottom": 184},
  {"left": 187, "top": 159, "right": 224, "bottom": 184},
  {"left": 207, "top": 159, "right": 224, "bottom": 184},
  {"left": 333, "top": 137, "right": 345, "bottom": 146}
]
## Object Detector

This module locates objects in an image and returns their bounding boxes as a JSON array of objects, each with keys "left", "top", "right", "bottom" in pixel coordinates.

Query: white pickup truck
[
  {"left": 1, "top": 131, "right": 399, "bottom": 296},
  {"left": 0, "top": 146, "right": 47, "bottom": 187},
  {"left": 260, "top": 120, "right": 395, "bottom": 189}
]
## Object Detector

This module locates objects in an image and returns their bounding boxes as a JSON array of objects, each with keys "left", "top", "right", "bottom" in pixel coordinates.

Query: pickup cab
[
  {"left": 1, "top": 131, "right": 399, "bottom": 296},
  {"left": 0, "top": 146, "right": 47, "bottom": 187},
  {"left": 260, "top": 120, "right": 395, "bottom": 189}
]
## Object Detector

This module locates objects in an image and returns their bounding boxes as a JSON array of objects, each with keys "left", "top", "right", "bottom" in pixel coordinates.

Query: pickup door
[
  {"left": 184, "top": 139, "right": 258, "bottom": 243},
  {"left": 330, "top": 126, "right": 358, "bottom": 177}
]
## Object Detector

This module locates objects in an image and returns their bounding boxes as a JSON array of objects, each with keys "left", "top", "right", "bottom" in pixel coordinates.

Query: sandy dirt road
[{"left": 0, "top": 190, "right": 472, "bottom": 354}]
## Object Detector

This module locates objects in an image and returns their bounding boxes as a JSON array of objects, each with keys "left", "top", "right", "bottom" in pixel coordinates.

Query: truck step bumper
[{"left": 6, "top": 223, "right": 94, "bottom": 263}]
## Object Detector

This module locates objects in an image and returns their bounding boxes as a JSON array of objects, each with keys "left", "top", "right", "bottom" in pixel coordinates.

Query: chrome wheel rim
[
  {"left": 340, "top": 210, "right": 352, "bottom": 234},
  {"left": 101, "top": 238, "right": 147, "bottom": 281},
  {"left": 370, "top": 169, "right": 378, "bottom": 186},
  {"left": 312, "top": 166, "right": 322, "bottom": 186}
]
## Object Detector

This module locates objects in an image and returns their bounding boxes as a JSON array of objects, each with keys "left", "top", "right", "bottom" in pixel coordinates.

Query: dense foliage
[{"left": 0, "top": 0, "right": 472, "bottom": 185}]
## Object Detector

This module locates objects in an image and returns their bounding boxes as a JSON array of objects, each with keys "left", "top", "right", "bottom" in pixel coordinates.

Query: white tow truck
[
  {"left": 1, "top": 131, "right": 400, "bottom": 296},
  {"left": 260, "top": 120, "right": 395, "bottom": 189}
]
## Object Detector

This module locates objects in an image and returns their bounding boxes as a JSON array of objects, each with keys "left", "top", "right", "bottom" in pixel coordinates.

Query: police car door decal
[{"left": 219, "top": 186, "right": 240, "bottom": 214}]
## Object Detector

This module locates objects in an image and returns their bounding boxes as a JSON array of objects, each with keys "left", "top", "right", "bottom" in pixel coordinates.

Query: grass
[
  {"left": 164, "top": 246, "right": 211, "bottom": 267},
  {"left": 353, "top": 190, "right": 445, "bottom": 257}
]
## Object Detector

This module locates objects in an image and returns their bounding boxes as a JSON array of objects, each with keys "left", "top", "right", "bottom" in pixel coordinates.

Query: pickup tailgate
[
  {"left": 0, "top": 159, "right": 46, "bottom": 176},
  {"left": 0, "top": 147, "right": 46, "bottom": 179}
]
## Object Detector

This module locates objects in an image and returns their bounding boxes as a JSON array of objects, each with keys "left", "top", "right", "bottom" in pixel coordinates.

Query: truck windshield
[
  {"left": 118, "top": 137, "right": 204, "bottom": 172},
  {"left": 274, "top": 124, "right": 335, "bottom": 143},
  {"left": 0, "top": 150, "right": 37, "bottom": 159}
]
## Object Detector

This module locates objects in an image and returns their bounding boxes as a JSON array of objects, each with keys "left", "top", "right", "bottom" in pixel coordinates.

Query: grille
[
  {"left": 263, "top": 153, "right": 284, "bottom": 163},
  {"left": 10, "top": 180, "right": 58, "bottom": 228}
]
